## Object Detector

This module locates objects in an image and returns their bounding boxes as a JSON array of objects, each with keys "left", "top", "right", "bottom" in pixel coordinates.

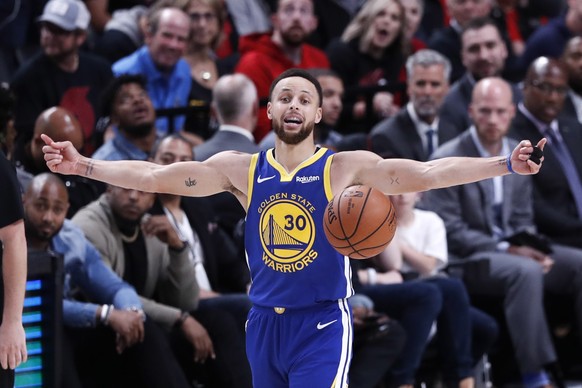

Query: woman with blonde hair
[{"left": 326, "top": 0, "right": 408, "bottom": 134}]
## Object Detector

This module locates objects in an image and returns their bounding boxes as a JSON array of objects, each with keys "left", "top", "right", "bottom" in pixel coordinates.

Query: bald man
[
  {"left": 22, "top": 173, "right": 191, "bottom": 388},
  {"left": 509, "top": 57, "right": 582, "bottom": 249},
  {"left": 194, "top": 74, "right": 260, "bottom": 162},
  {"left": 193, "top": 74, "right": 261, "bottom": 237},
  {"left": 16, "top": 107, "right": 103, "bottom": 217},
  {"left": 423, "top": 77, "right": 582, "bottom": 388}
]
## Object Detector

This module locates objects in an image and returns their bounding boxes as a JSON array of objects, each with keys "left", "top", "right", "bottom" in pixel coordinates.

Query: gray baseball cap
[{"left": 37, "top": 0, "right": 91, "bottom": 31}]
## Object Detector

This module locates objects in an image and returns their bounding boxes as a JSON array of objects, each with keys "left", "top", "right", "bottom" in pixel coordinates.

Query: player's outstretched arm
[
  {"left": 41, "top": 134, "right": 246, "bottom": 197},
  {"left": 334, "top": 138, "right": 546, "bottom": 195}
]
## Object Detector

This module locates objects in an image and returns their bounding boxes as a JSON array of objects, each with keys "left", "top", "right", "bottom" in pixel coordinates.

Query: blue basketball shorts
[{"left": 245, "top": 300, "right": 353, "bottom": 388}]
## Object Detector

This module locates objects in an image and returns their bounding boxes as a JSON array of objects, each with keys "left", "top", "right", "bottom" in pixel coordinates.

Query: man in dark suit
[
  {"left": 427, "top": 0, "right": 492, "bottom": 83},
  {"left": 422, "top": 77, "right": 582, "bottom": 388},
  {"left": 194, "top": 73, "right": 261, "bottom": 237},
  {"left": 370, "top": 49, "right": 459, "bottom": 161},
  {"left": 509, "top": 57, "right": 582, "bottom": 249},
  {"left": 439, "top": 18, "right": 522, "bottom": 135},
  {"left": 561, "top": 36, "right": 582, "bottom": 124},
  {"left": 194, "top": 73, "right": 260, "bottom": 161}
]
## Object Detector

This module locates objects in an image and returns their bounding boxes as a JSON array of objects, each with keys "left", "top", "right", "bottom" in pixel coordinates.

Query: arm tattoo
[
  {"left": 185, "top": 177, "right": 197, "bottom": 187},
  {"left": 85, "top": 161, "right": 94, "bottom": 176},
  {"left": 389, "top": 177, "right": 400, "bottom": 185}
]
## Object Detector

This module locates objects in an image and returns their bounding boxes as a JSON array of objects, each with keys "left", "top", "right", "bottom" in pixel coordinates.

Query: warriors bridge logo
[{"left": 258, "top": 193, "right": 318, "bottom": 272}]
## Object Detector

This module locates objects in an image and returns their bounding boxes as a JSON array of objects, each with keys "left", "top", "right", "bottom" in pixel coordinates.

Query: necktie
[
  {"left": 426, "top": 128, "right": 436, "bottom": 157},
  {"left": 545, "top": 128, "right": 582, "bottom": 218}
]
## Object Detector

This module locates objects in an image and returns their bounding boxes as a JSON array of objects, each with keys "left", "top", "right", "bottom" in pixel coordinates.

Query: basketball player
[{"left": 42, "top": 69, "right": 545, "bottom": 388}]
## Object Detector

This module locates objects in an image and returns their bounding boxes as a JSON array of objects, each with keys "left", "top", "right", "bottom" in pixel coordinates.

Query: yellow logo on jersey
[{"left": 258, "top": 193, "right": 318, "bottom": 272}]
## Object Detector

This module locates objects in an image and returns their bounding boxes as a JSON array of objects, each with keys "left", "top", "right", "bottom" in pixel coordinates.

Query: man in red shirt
[{"left": 235, "top": 0, "right": 329, "bottom": 142}]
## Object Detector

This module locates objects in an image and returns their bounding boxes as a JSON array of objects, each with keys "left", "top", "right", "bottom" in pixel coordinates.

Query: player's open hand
[
  {"left": 508, "top": 138, "right": 546, "bottom": 175},
  {"left": 41, "top": 133, "right": 83, "bottom": 175}
]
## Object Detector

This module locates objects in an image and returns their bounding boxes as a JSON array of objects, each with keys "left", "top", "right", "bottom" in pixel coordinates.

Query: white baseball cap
[{"left": 37, "top": 0, "right": 91, "bottom": 31}]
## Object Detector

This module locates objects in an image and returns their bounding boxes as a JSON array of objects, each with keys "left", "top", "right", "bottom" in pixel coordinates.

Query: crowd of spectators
[{"left": 2, "top": 0, "right": 582, "bottom": 387}]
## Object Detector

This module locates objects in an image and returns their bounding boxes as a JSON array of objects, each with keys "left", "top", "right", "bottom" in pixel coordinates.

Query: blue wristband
[{"left": 506, "top": 153, "right": 515, "bottom": 174}]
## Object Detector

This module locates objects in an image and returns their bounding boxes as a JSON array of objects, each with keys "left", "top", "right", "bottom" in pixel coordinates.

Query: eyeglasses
[
  {"left": 529, "top": 80, "right": 569, "bottom": 96},
  {"left": 189, "top": 12, "right": 216, "bottom": 23}
]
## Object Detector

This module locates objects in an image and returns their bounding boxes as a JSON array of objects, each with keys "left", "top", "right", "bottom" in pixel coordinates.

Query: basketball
[{"left": 323, "top": 185, "right": 397, "bottom": 259}]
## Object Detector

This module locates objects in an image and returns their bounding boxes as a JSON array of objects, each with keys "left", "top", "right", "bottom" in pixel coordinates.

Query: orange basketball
[{"left": 323, "top": 185, "right": 397, "bottom": 259}]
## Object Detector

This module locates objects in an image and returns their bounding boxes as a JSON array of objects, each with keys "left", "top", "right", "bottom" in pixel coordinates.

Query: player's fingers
[
  {"left": 7, "top": 351, "right": 17, "bottom": 370},
  {"left": 40, "top": 133, "right": 54, "bottom": 145},
  {"left": 537, "top": 137, "right": 547, "bottom": 150},
  {"left": 20, "top": 345, "right": 27, "bottom": 364}
]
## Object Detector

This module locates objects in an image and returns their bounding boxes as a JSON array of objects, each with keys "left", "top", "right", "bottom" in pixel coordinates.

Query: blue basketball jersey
[{"left": 245, "top": 148, "right": 354, "bottom": 308}]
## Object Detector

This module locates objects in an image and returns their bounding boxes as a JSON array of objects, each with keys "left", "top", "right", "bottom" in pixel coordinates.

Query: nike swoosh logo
[
  {"left": 257, "top": 175, "right": 276, "bottom": 183},
  {"left": 317, "top": 320, "right": 338, "bottom": 330}
]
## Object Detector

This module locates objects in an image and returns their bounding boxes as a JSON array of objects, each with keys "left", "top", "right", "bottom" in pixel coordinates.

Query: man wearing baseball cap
[
  {"left": 36, "top": 0, "right": 91, "bottom": 31},
  {"left": 10, "top": 0, "right": 113, "bottom": 163}
]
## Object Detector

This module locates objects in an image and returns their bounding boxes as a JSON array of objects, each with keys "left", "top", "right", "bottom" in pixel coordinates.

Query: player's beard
[{"left": 273, "top": 119, "right": 314, "bottom": 145}]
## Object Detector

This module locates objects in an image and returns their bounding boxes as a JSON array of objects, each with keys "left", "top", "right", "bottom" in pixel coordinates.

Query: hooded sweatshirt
[{"left": 235, "top": 33, "right": 330, "bottom": 142}]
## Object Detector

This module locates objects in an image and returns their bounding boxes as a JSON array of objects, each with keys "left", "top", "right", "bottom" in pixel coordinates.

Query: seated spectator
[
  {"left": 509, "top": 57, "right": 582, "bottom": 249},
  {"left": 350, "top": 255, "right": 443, "bottom": 388},
  {"left": 92, "top": 74, "right": 158, "bottom": 161},
  {"left": 112, "top": 6, "right": 191, "bottom": 136},
  {"left": 307, "top": 0, "right": 359, "bottom": 50},
  {"left": 401, "top": 0, "right": 428, "bottom": 51},
  {"left": 195, "top": 74, "right": 260, "bottom": 160},
  {"left": 92, "top": 4, "right": 149, "bottom": 64},
  {"left": 438, "top": 18, "right": 522, "bottom": 135},
  {"left": 428, "top": 0, "right": 524, "bottom": 83},
  {"left": 16, "top": 107, "right": 103, "bottom": 217},
  {"left": 326, "top": 0, "right": 406, "bottom": 134},
  {"left": 72, "top": 184, "right": 252, "bottom": 388},
  {"left": 149, "top": 134, "right": 252, "bottom": 333},
  {"left": 194, "top": 74, "right": 260, "bottom": 237},
  {"left": 384, "top": 191, "right": 498, "bottom": 388},
  {"left": 519, "top": 0, "right": 582, "bottom": 75},
  {"left": 416, "top": 0, "right": 448, "bottom": 43},
  {"left": 181, "top": 0, "right": 236, "bottom": 139},
  {"left": 23, "top": 173, "right": 191, "bottom": 388},
  {"left": 235, "top": 0, "right": 329, "bottom": 142},
  {"left": 348, "top": 293, "right": 407, "bottom": 388},
  {"left": 224, "top": 0, "right": 271, "bottom": 37},
  {"left": 489, "top": 0, "right": 562, "bottom": 58},
  {"left": 0, "top": 0, "right": 45, "bottom": 82},
  {"left": 10, "top": 0, "right": 113, "bottom": 159},
  {"left": 370, "top": 49, "right": 460, "bottom": 160},
  {"left": 0, "top": 83, "right": 16, "bottom": 159},
  {"left": 428, "top": 0, "right": 493, "bottom": 83},
  {"left": 422, "top": 77, "right": 582, "bottom": 388},
  {"left": 561, "top": 36, "right": 582, "bottom": 124}
]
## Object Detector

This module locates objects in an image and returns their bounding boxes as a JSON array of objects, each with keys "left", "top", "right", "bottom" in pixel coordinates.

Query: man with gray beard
[
  {"left": 92, "top": 74, "right": 158, "bottom": 161},
  {"left": 370, "top": 49, "right": 460, "bottom": 161}
]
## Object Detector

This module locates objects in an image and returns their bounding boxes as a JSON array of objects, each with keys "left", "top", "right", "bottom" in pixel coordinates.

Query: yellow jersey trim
[
  {"left": 323, "top": 154, "right": 334, "bottom": 202},
  {"left": 266, "top": 147, "right": 329, "bottom": 182},
  {"left": 247, "top": 153, "right": 259, "bottom": 209}
]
